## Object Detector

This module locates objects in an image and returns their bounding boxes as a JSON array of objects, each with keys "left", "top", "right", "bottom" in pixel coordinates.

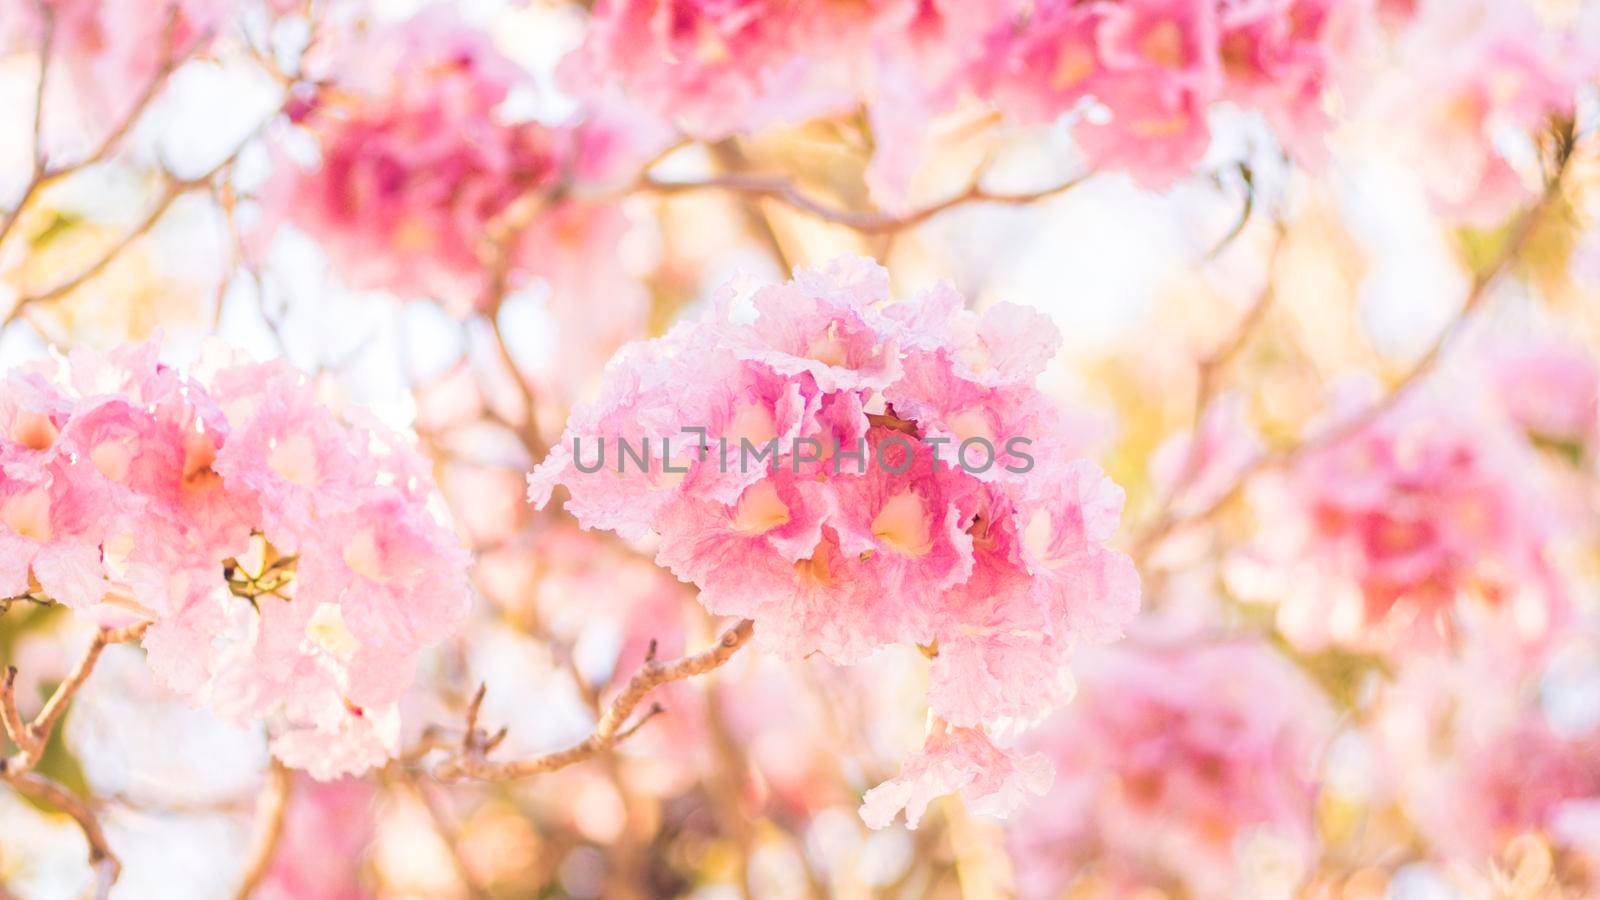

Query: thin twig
[
  {"left": 2, "top": 99, "right": 284, "bottom": 330},
  {"left": 230, "top": 760, "right": 292, "bottom": 900},
  {"left": 1, "top": 623, "right": 148, "bottom": 900},
  {"left": 637, "top": 172, "right": 1089, "bottom": 235},
  {"left": 437, "top": 619, "right": 755, "bottom": 781},
  {"left": 6, "top": 772, "right": 120, "bottom": 900},
  {"left": 2, "top": 622, "right": 150, "bottom": 772}
]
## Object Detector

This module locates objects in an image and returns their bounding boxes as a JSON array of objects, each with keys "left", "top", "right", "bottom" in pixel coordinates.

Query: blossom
[
  {"left": 262, "top": 9, "right": 573, "bottom": 309},
  {"left": 1229, "top": 385, "right": 1566, "bottom": 655},
  {"left": 860, "top": 720, "right": 1053, "bottom": 830},
  {"left": 1370, "top": 2, "right": 1578, "bottom": 224},
  {"left": 1370, "top": 638, "right": 1600, "bottom": 877},
  {"left": 530, "top": 256, "right": 1139, "bottom": 824},
  {"left": 1007, "top": 637, "right": 1336, "bottom": 899},
  {"left": 0, "top": 341, "right": 470, "bottom": 778},
  {"left": 561, "top": 0, "right": 865, "bottom": 139},
  {"left": 1488, "top": 339, "right": 1599, "bottom": 449},
  {"left": 257, "top": 776, "right": 377, "bottom": 900}
]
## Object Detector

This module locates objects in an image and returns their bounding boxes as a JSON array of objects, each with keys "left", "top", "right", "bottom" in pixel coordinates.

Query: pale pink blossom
[
  {"left": 1373, "top": 2, "right": 1578, "bottom": 224},
  {"left": 1489, "top": 339, "right": 1599, "bottom": 448},
  {"left": 1008, "top": 637, "right": 1335, "bottom": 899},
  {"left": 0, "top": 341, "right": 470, "bottom": 778},
  {"left": 1231, "top": 386, "right": 1566, "bottom": 656},
  {"left": 262, "top": 9, "right": 570, "bottom": 309},
  {"left": 562, "top": 0, "right": 866, "bottom": 139},
  {"left": 860, "top": 720, "right": 1054, "bottom": 830},
  {"left": 257, "top": 776, "right": 377, "bottom": 900},
  {"left": 531, "top": 256, "right": 1139, "bottom": 823}
]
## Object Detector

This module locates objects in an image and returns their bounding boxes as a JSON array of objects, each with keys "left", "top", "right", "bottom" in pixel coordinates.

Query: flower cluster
[
  {"left": 530, "top": 256, "right": 1140, "bottom": 825},
  {"left": 976, "top": 0, "right": 1365, "bottom": 185},
  {"left": 1371, "top": 638, "right": 1600, "bottom": 874},
  {"left": 1008, "top": 637, "right": 1335, "bottom": 899},
  {"left": 570, "top": 0, "right": 1367, "bottom": 191},
  {"left": 262, "top": 9, "right": 612, "bottom": 312},
  {"left": 1230, "top": 386, "right": 1566, "bottom": 656},
  {"left": 1366, "top": 0, "right": 1582, "bottom": 224},
  {"left": 0, "top": 342, "right": 469, "bottom": 778}
]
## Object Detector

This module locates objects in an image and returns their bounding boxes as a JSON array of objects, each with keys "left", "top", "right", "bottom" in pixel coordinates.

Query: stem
[{"left": 436, "top": 619, "right": 755, "bottom": 781}]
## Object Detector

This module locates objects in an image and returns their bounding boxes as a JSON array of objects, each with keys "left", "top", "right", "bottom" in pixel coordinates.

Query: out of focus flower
[
  {"left": 261, "top": 9, "right": 565, "bottom": 309},
  {"left": 1489, "top": 338, "right": 1599, "bottom": 450},
  {"left": 1230, "top": 385, "right": 1565, "bottom": 656},
  {"left": 1368, "top": 1, "right": 1579, "bottom": 224},
  {"left": 560, "top": 0, "right": 861, "bottom": 138},
  {"left": 257, "top": 776, "right": 377, "bottom": 900},
  {"left": 0, "top": 341, "right": 470, "bottom": 777},
  {"left": 1372, "top": 638, "right": 1600, "bottom": 884},
  {"left": 1008, "top": 637, "right": 1336, "bottom": 899},
  {"left": 530, "top": 256, "right": 1139, "bottom": 825}
]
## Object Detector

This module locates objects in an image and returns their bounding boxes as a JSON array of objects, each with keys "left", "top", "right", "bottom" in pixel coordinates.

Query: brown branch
[
  {"left": 2, "top": 622, "right": 149, "bottom": 773},
  {"left": 0, "top": 623, "right": 147, "bottom": 900},
  {"left": 230, "top": 760, "right": 292, "bottom": 900},
  {"left": 0, "top": 667, "right": 28, "bottom": 758},
  {"left": 436, "top": 619, "right": 755, "bottom": 781},
  {"left": 637, "top": 172, "right": 1089, "bottom": 235},
  {"left": 5, "top": 772, "right": 120, "bottom": 900}
]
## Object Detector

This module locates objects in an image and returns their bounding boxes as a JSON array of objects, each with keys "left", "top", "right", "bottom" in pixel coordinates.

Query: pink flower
[
  {"left": 970, "top": 0, "right": 1105, "bottom": 126},
  {"left": 860, "top": 720, "right": 1054, "bottom": 830},
  {"left": 1374, "top": 2, "right": 1578, "bottom": 224},
  {"left": 1218, "top": 0, "right": 1366, "bottom": 164},
  {"left": 0, "top": 340, "right": 470, "bottom": 778},
  {"left": 262, "top": 9, "right": 568, "bottom": 309},
  {"left": 256, "top": 776, "right": 377, "bottom": 900},
  {"left": 1489, "top": 339, "right": 1599, "bottom": 447},
  {"left": 1232, "top": 386, "right": 1566, "bottom": 655},
  {"left": 531, "top": 256, "right": 1139, "bottom": 823},
  {"left": 1008, "top": 637, "right": 1335, "bottom": 899},
  {"left": 562, "top": 0, "right": 863, "bottom": 139},
  {"left": 1372, "top": 640, "right": 1600, "bottom": 875}
]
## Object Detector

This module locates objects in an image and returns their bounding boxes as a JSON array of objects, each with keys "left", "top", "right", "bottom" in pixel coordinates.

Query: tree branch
[
  {"left": 1, "top": 623, "right": 148, "bottom": 900},
  {"left": 637, "top": 172, "right": 1089, "bottom": 235},
  {"left": 436, "top": 619, "right": 755, "bottom": 781},
  {"left": 6, "top": 772, "right": 120, "bottom": 900}
]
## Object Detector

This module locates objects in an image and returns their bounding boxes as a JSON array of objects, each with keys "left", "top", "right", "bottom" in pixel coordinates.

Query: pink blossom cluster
[
  {"left": 1368, "top": 0, "right": 1584, "bottom": 224},
  {"left": 570, "top": 0, "right": 1368, "bottom": 189},
  {"left": 1231, "top": 386, "right": 1566, "bottom": 656},
  {"left": 530, "top": 256, "right": 1140, "bottom": 826},
  {"left": 1007, "top": 637, "right": 1335, "bottom": 899},
  {"left": 263, "top": 9, "right": 636, "bottom": 313},
  {"left": 1371, "top": 640, "right": 1600, "bottom": 876},
  {"left": 0, "top": 342, "right": 470, "bottom": 778}
]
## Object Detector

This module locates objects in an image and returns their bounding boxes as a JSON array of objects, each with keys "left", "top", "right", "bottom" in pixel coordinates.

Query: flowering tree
[{"left": 1, "top": 0, "right": 1599, "bottom": 897}]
